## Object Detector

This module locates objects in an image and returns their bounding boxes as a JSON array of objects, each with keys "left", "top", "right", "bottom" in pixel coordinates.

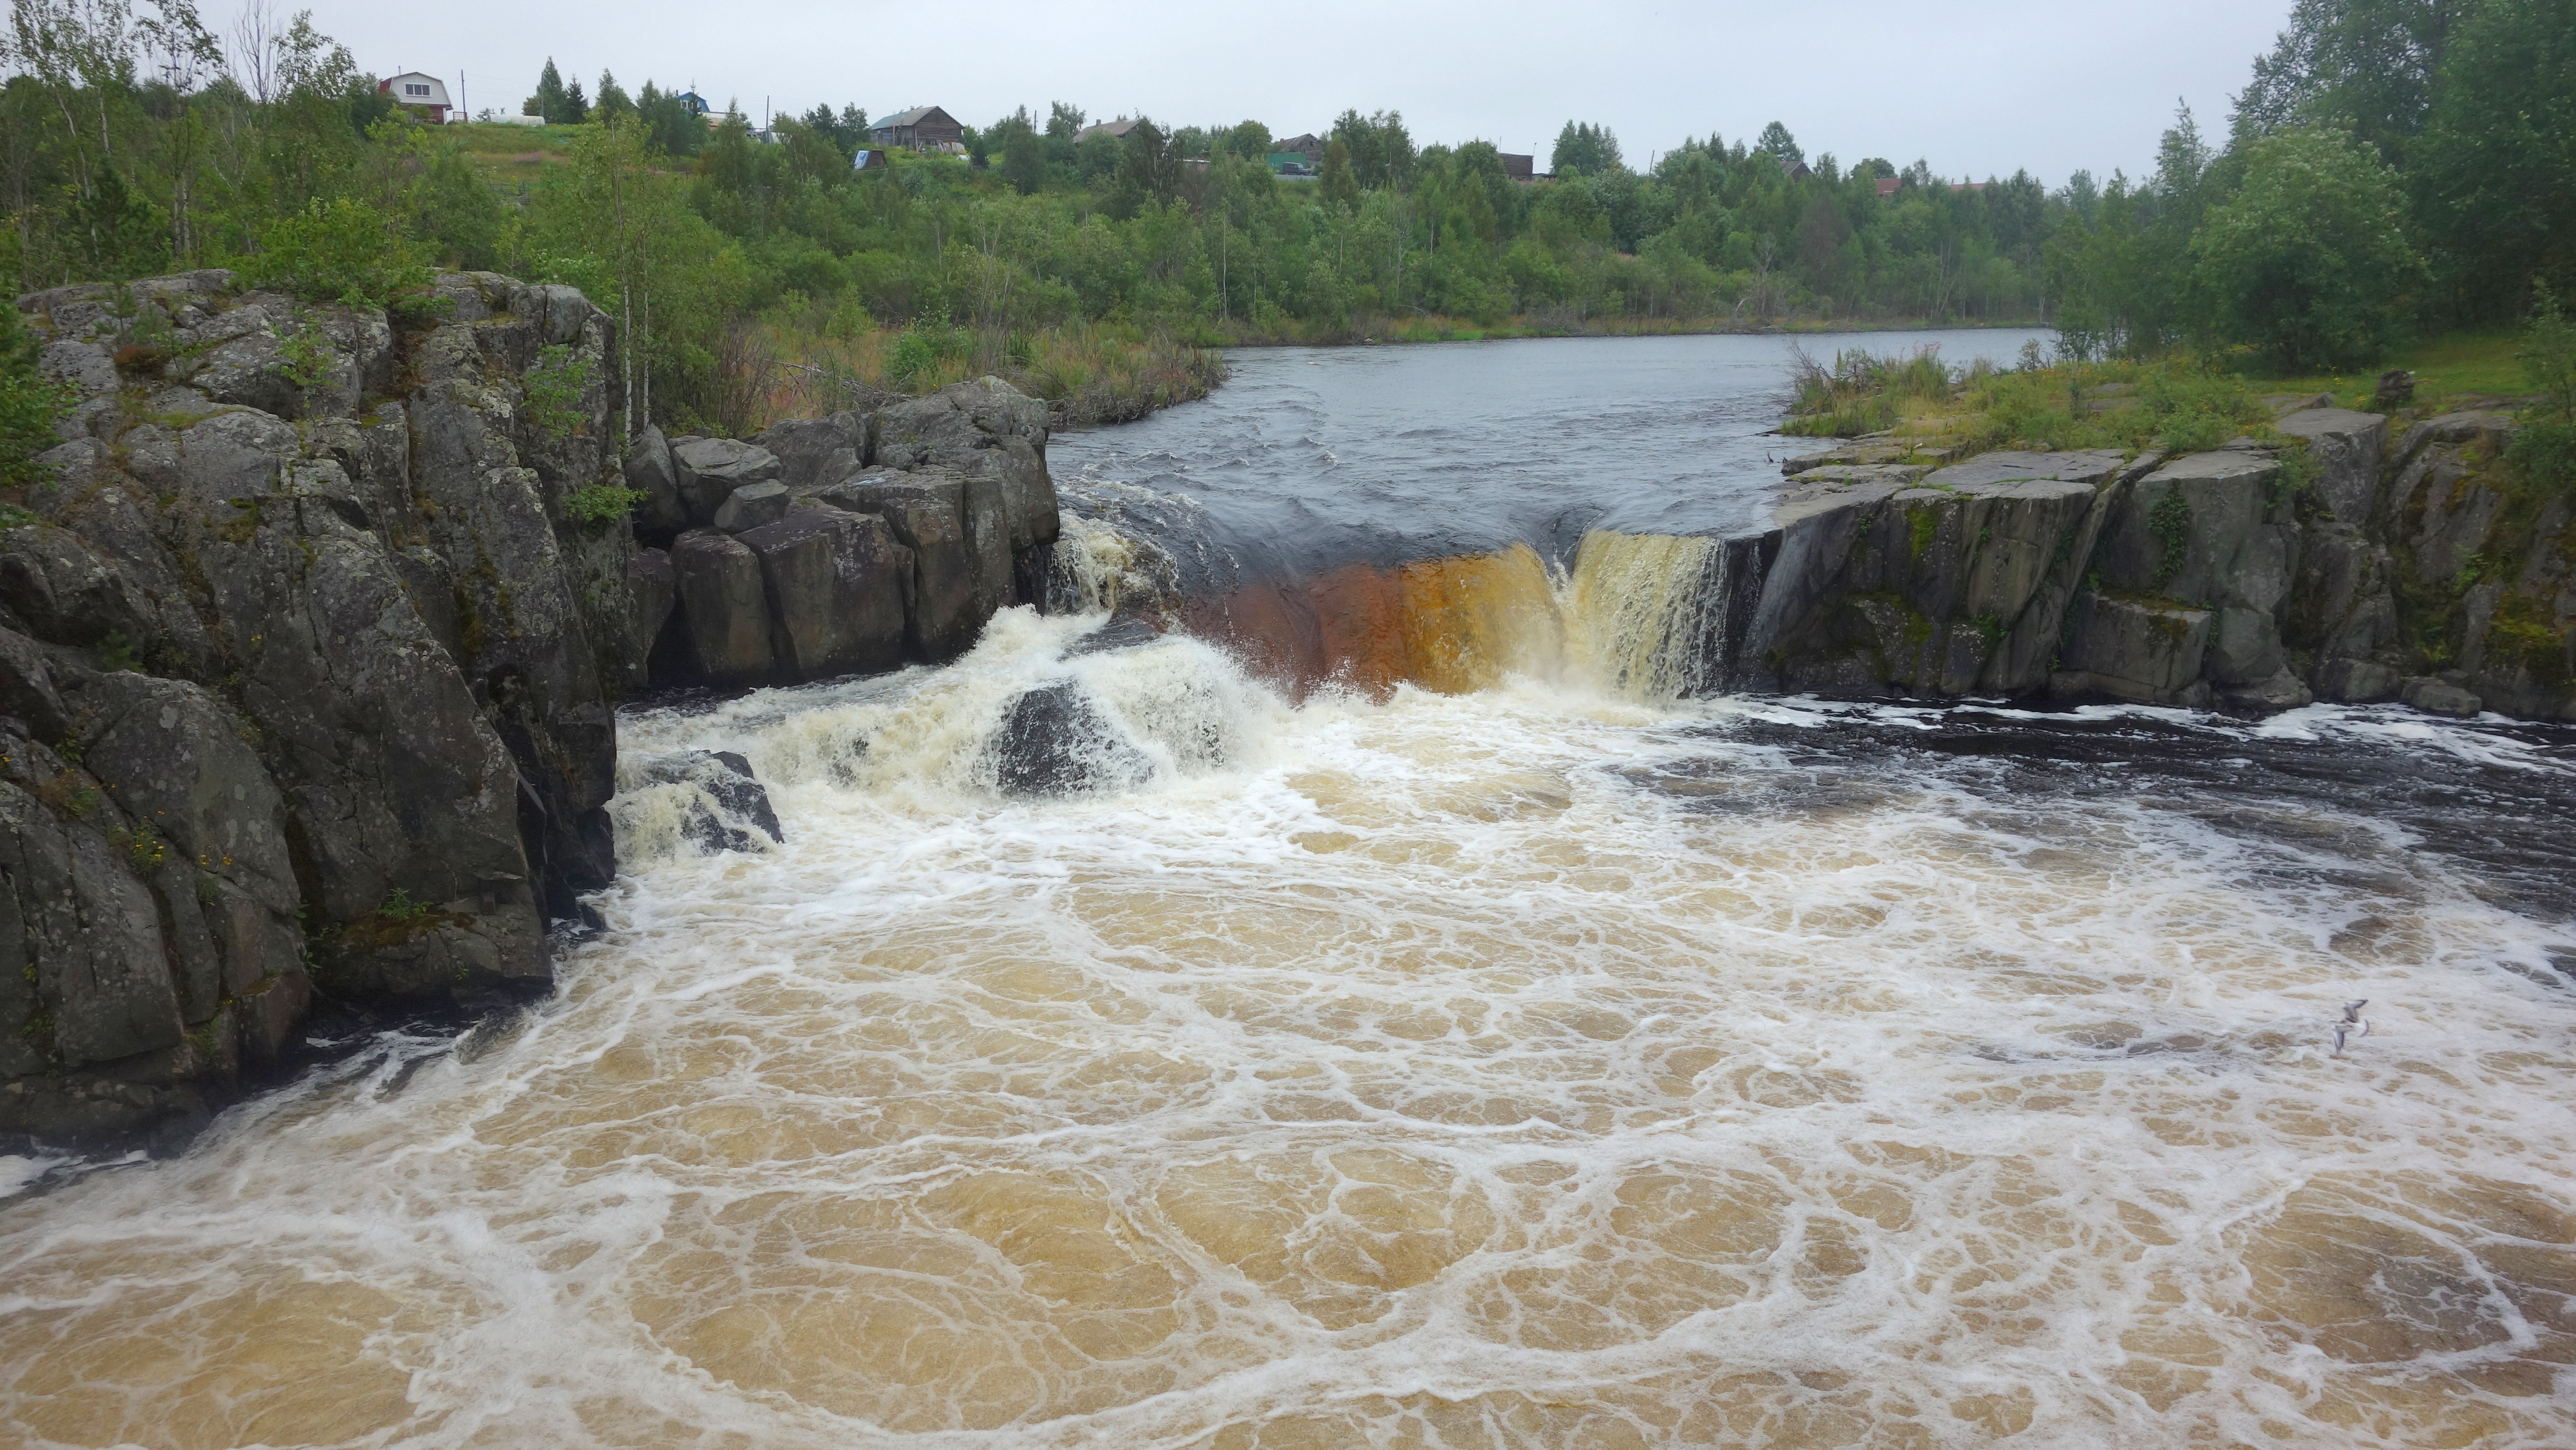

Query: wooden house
[
  {"left": 1076, "top": 117, "right": 1145, "bottom": 146},
  {"left": 377, "top": 72, "right": 452, "bottom": 124},
  {"left": 871, "top": 105, "right": 964, "bottom": 152}
]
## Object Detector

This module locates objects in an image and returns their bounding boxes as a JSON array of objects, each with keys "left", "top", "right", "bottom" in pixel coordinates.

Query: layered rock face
[
  {"left": 4, "top": 269, "right": 635, "bottom": 1142},
  {"left": 625, "top": 377, "right": 1061, "bottom": 689},
  {"left": 1747, "top": 406, "right": 2576, "bottom": 719}
]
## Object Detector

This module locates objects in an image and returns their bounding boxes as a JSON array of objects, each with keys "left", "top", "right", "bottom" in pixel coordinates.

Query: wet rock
[
  {"left": 712, "top": 480, "right": 790, "bottom": 533},
  {"left": 669, "top": 529, "right": 774, "bottom": 685},
  {"left": 0, "top": 781, "right": 180, "bottom": 1074},
  {"left": 2056, "top": 594, "right": 2213, "bottom": 704},
  {"left": 740, "top": 508, "right": 910, "bottom": 679},
  {"left": 671, "top": 438, "right": 782, "bottom": 524},
  {"left": 2313, "top": 657, "right": 2401, "bottom": 703},
  {"left": 2400, "top": 677, "right": 2482, "bottom": 717},
  {"left": 986, "top": 680, "right": 1154, "bottom": 797},
  {"left": 635, "top": 749, "right": 783, "bottom": 851},
  {"left": 627, "top": 548, "right": 676, "bottom": 670},
  {"left": 808, "top": 471, "right": 984, "bottom": 662},
  {"left": 1750, "top": 451, "right": 2121, "bottom": 695},
  {"left": 2222, "top": 667, "right": 2314, "bottom": 713}
]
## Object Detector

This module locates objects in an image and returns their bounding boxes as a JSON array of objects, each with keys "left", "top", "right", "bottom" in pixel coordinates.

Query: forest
[{"left": 0, "top": 0, "right": 2570, "bottom": 443}]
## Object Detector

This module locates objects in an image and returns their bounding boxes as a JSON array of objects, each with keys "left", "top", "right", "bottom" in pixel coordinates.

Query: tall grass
[
  {"left": 720, "top": 297, "right": 1224, "bottom": 434},
  {"left": 1781, "top": 344, "right": 1957, "bottom": 437}
]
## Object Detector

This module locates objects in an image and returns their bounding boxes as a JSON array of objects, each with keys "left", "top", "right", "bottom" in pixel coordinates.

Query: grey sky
[{"left": 335, "top": 0, "right": 2293, "bottom": 187}]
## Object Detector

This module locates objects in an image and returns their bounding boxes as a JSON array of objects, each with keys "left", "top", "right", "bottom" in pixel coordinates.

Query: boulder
[
  {"left": 739, "top": 508, "right": 911, "bottom": 679},
  {"left": 632, "top": 750, "right": 783, "bottom": 852},
  {"left": 2271, "top": 407, "right": 2388, "bottom": 525},
  {"left": 2313, "top": 657, "right": 2401, "bottom": 703},
  {"left": 2400, "top": 676, "right": 2482, "bottom": 717},
  {"left": 756, "top": 412, "right": 870, "bottom": 490},
  {"left": 627, "top": 548, "right": 676, "bottom": 667},
  {"left": 806, "top": 471, "right": 984, "bottom": 661},
  {"left": 670, "top": 528, "right": 774, "bottom": 685},
  {"left": 712, "top": 480, "right": 790, "bottom": 533},
  {"left": 670, "top": 438, "right": 782, "bottom": 524},
  {"left": 985, "top": 681, "right": 1154, "bottom": 796},
  {"left": 875, "top": 378, "right": 1059, "bottom": 554},
  {"left": 2056, "top": 594, "right": 2212, "bottom": 704},
  {"left": 622, "top": 425, "right": 689, "bottom": 537}
]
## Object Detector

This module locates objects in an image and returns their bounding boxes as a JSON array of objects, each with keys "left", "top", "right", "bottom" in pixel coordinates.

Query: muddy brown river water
[{"left": 3, "top": 335, "right": 2573, "bottom": 1448}]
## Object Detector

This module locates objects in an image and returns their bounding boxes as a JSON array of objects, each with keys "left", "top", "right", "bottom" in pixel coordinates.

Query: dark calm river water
[{"left": 1050, "top": 330, "right": 2048, "bottom": 578}]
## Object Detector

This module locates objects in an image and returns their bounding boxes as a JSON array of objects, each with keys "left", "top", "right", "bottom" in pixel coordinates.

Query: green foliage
[
  {"left": 109, "top": 821, "right": 168, "bottom": 874},
  {"left": 887, "top": 314, "right": 971, "bottom": 384},
  {"left": 95, "top": 630, "right": 141, "bottom": 672},
  {"left": 0, "top": 301, "right": 72, "bottom": 488},
  {"left": 2149, "top": 490, "right": 2194, "bottom": 585},
  {"left": 2409, "top": 0, "right": 2576, "bottom": 319},
  {"left": 565, "top": 483, "right": 646, "bottom": 522},
  {"left": 276, "top": 316, "right": 335, "bottom": 388},
  {"left": 1782, "top": 344, "right": 1954, "bottom": 435},
  {"left": 522, "top": 344, "right": 592, "bottom": 439},
  {"left": 2190, "top": 126, "right": 2423, "bottom": 370},
  {"left": 377, "top": 887, "right": 432, "bottom": 920},
  {"left": 2507, "top": 285, "right": 2576, "bottom": 493},
  {"left": 2517, "top": 284, "right": 2576, "bottom": 421},
  {"left": 247, "top": 198, "right": 434, "bottom": 311}
]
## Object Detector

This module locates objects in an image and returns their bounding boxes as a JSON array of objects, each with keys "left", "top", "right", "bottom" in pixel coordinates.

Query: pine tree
[{"left": 530, "top": 58, "right": 565, "bottom": 121}]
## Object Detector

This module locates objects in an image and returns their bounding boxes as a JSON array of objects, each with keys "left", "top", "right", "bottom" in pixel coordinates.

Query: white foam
[{"left": 4, "top": 636, "right": 2571, "bottom": 1449}]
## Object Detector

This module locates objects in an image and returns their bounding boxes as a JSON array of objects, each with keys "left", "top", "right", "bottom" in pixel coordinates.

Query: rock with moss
[{"left": 1, "top": 268, "right": 646, "bottom": 1145}]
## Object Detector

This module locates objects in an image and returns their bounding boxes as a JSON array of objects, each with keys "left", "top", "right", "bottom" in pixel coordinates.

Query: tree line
[{"left": 2, "top": 0, "right": 2568, "bottom": 448}]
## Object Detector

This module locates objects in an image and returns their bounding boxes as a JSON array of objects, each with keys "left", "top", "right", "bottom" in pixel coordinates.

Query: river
[{"left": 3, "top": 333, "right": 2574, "bottom": 1449}]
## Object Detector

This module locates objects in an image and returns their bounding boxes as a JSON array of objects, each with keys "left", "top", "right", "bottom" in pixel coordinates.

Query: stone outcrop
[
  {"left": 5, "top": 268, "right": 636, "bottom": 1144},
  {"left": 646, "top": 377, "right": 1061, "bottom": 689},
  {"left": 1744, "top": 402, "right": 2576, "bottom": 721}
]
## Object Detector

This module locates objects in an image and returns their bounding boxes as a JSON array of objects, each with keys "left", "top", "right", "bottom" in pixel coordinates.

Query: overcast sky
[{"left": 330, "top": 0, "right": 2294, "bottom": 187}]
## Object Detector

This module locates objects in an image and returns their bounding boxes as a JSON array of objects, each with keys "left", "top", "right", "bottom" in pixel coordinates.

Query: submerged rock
[
  {"left": 986, "top": 681, "right": 1155, "bottom": 797},
  {"left": 634, "top": 750, "right": 784, "bottom": 852}
]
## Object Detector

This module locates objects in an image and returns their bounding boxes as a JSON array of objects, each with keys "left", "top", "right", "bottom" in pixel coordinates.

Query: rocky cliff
[
  {"left": 3, "top": 270, "right": 1064, "bottom": 1146},
  {"left": 1743, "top": 403, "right": 2575, "bottom": 720}
]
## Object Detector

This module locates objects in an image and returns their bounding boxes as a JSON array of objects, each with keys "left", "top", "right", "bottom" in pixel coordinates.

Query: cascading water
[{"left": 5, "top": 335, "right": 2573, "bottom": 1450}]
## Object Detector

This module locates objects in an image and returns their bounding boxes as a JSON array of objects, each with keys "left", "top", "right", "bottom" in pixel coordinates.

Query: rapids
[{"left": 4, "top": 334, "right": 2575, "bottom": 1449}]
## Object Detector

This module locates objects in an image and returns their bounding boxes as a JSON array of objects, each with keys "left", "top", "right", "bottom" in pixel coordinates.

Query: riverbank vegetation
[{"left": 1, "top": 0, "right": 2567, "bottom": 443}]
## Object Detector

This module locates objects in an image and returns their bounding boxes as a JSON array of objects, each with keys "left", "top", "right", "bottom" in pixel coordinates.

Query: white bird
[{"left": 2333, "top": 999, "right": 2373, "bottom": 1055}]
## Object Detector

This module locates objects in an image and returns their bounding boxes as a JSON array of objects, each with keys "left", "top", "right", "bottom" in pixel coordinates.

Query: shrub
[
  {"left": 2507, "top": 285, "right": 2576, "bottom": 493},
  {"left": 523, "top": 344, "right": 592, "bottom": 439},
  {"left": 565, "top": 483, "right": 646, "bottom": 522},
  {"left": 247, "top": 198, "right": 435, "bottom": 312},
  {"left": 0, "top": 299, "right": 70, "bottom": 487}
]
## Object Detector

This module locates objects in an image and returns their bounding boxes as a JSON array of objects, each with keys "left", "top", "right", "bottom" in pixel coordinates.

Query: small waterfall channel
[{"left": 4, "top": 334, "right": 2574, "bottom": 1450}]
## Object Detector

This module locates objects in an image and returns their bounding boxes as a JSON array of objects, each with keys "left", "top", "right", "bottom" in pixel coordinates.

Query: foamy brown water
[{"left": 4, "top": 607, "right": 2574, "bottom": 1449}]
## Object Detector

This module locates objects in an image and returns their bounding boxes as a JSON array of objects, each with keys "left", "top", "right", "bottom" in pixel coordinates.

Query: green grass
[{"left": 2241, "top": 331, "right": 2527, "bottom": 411}]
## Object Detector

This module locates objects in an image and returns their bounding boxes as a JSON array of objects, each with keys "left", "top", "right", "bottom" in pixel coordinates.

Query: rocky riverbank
[
  {"left": 1742, "top": 401, "right": 2572, "bottom": 719},
  {"left": 2, "top": 270, "right": 1063, "bottom": 1147}
]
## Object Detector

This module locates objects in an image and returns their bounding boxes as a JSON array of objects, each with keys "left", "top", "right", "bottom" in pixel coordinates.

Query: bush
[
  {"left": 522, "top": 344, "right": 593, "bottom": 439},
  {"left": 0, "top": 299, "right": 70, "bottom": 487},
  {"left": 247, "top": 198, "right": 435, "bottom": 312},
  {"left": 565, "top": 483, "right": 646, "bottom": 522},
  {"left": 2190, "top": 127, "right": 2424, "bottom": 371},
  {"left": 887, "top": 315, "right": 972, "bottom": 385}
]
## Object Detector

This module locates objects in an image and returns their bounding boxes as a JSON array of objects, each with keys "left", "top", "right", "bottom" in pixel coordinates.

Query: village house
[
  {"left": 1075, "top": 117, "right": 1144, "bottom": 146},
  {"left": 871, "top": 105, "right": 963, "bottom": 151},
  {"left": 377, "top": 72, "right": 452, "bottom": 124}
]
